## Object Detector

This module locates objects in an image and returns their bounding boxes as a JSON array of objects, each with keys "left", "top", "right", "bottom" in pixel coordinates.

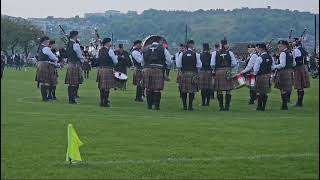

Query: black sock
[
  {"left": 287, "top": 91, "right": 291, "bottom": 103},
  {"left": 262, "top": 94, "right": 268, "bottom": 111},
  {"left": 52, "top": 86, "right": 56, "bottom": 98},
  {"left": 146, "top": 90, "right": 153, "bottom": 109},
  {"left": 154, "top": 92, "right": 161, "bottom": 109},
  {"left": 256, "top": 95, "right": 262, "bottom": 110},
  {"left": 105, "top": 91, "right": 110, "bottom": 105},
  {"left": 68, "top": 86, "right": 72, "bottom": 102},
  {"left": 40, "top": 85, "right": 47, "bottom": 101},
  {"left": 181, "top": 93, "right": 187, "bottom": 109},
  {"left": 76, "top": 85, "right": 79, "bottom": 97},
  {"left": 206, "top": 89, "right": 211, "bottom": 105},
  {"left": 99, "top": 89, "right": 105, "bottom": 106},
  {"left": 225, "top": 94, "right": 231, "bottom": 111},
  {"left": 217, "top": 94, "right": 224, "bottom": 110},
  {"left": 188, "top": 93, "right": 195, "bottom": 110},
  {"left": 201, "top": 90, "right": 206, "bottom": 105}
]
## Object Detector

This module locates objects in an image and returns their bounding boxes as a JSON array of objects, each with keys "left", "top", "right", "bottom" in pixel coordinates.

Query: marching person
[
  {"left": 210, "top": 39, "right": 237, "bottom": 111},
  {"left": 274, "top": 40, "right": 296, "bottom": 110},
  {"left": 96, "top": 38, "right": 118, "bottom": 107},
  {"left": 176, "top": 40, "right": 202, "bottom": 111},
  {"left": 65, "top": 31, "right": 85, "bottom": 104},
  {"left": 199, "top": 43, "right": 213, "bottom": 106},
  {"left": 211, "top": 43, "right": 220, "bottom": 99},
  {"left": 253, "top": 43, "right": 273, "bottom": 111},
  {"left": 143, "top": 41, "right": 172, "bottom": 110},
  {"left": 239, "top": 44, "right": 259, "bottom": 104},
  {"left": 115, "top": 44, "right": 132, "bottom": 90},
  {"left": 175, "top": 44, "right": 186, "bottom": 94},
  {"left": 292, "top": 38, "right": 310, "bottom": 107},
  {"left": 1, "top": 51, "right": 6, "bottom": 79},
  {"left": 47, "top": 40, "right": 59, "bottom": 100},
  {"left": 131, "top": 40, "right": 144, "bottom": 102},
  {"left": 36, "top": 36, "right": 59, "bottom": 102},
  {"left": 82, "top": 46, "right": 91, "bottom": 79}
]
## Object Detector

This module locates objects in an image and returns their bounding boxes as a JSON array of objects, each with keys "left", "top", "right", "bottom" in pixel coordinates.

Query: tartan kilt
[
  {"left": 82, "top": 62, "right": 91, "bottom": 71},
  {"left": 65, "top": 63, "right": 83, "bottom": 85},
  {"left": 142, "top": 68, "right": 164, "bottom": 91},
  {"left": 133, "top": 68, "right": 143, "bottom": 86},
  {"left": 256, "top": 73, "right": 271, "bottom": 94},
  {"left": 48, "top": 64, "right": 57, "bottom": 86},
  {"left": 178, "top": 71, "right": 198, "bottom": 93},
  {"left": 96, "top": 67, "right": 115, "bottom": 90},
  {"left": 274, "top": 69, "right": 293, "bottom": 91},
  {"left": 198, "top": 70, "right": 213, "bottom": 90},
  {"left": 36, "top": 62, "right": 55, "bottom": 85},
  {"left": 115, "top": 79, "right": 127, "bottom": 89},
  {"left": 214, "top": 67, "right": 233, "bottom": 91},
  {"left": 294, "top": 65, "right": 310, "bottom": 89}
]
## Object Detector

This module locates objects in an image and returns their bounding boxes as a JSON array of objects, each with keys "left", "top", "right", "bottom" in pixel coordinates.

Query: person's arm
[
  {"left": 274, "top": 52, "right": 286, "bottom": 69},
  {"left": 42, "top": 47, "right": 58, "bottom": 62},
  {"left": 229, "top": 51, "right": 238, "bottom": 67},
  {"left": 131, "top": 50, "right": 143, "bottom": 63},
  {"left": 73, "top": 43, "right": 85, "bottom": 62},
  {"left": 108, "top": 49, "right": 118, "bottom": 64},
  {"left": 253, "top": 57, "right": 263, "bottom": 75},
  {"left": 210, "top": 51, "right": 216, "bottom": 70},
  {"left": 196, "top": 53, "right": 202, "bottom": 71},
  {"left": 176, "top": 52, "right": 183, "bottom": 69},
  {"left": 241, "top": 54, "right": 256, "bottom": 74},
  {"left": 164, "top": 48, "right": 173, "bottom": 66}
]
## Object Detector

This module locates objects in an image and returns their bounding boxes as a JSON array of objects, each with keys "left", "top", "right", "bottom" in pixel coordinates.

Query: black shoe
[
  {"left": 281, "top": 104, "right": 288, "bottom": 110},
  {"left": 42, "top": 98, "right": 48, "bottom": 102},
  {"left": 52, "top": 96, "right": 57, "bottom": 100},
  {"left": 69, "top": 100, "right": 77, "bottom": 104},
  {"left": 248, "top": 99, "right": 255, "bottom": 105},
  {"left": 188, "top": 107, "right": 193, "bottom": 111},
  {"left": 183, "top": 106, "right": 188, "bottom": 110},
  {"left": 155, "top": 107, "right": 160, "bottom": 110},
  {"left": 75, "top": 95, "right": 80, "bottom": 98},
  {"left": 135, "top": 98, "right": 143, "bottom": 102},
  {"left": 219, "top": 107, "right": 225, "bottom": 111}
]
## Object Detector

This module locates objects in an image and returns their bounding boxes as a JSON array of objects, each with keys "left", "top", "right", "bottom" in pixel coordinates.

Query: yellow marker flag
[{"left": 66, "top": 124, "right": 83, "bottom": 163}]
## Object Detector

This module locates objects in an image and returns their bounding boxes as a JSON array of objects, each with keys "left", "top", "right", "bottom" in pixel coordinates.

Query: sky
[{"left": 1, "top": 0, "right": 319, "bottom": 18}]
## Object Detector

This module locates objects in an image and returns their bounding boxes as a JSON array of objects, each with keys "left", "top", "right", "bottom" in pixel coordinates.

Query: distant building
[
  {"left": 267, "top": 6, "right": 271, "bottom": 9},
  {"left": 84, "top": 13, "right": 105, "bottom": 18},
  {"left": 105, "top": 10, "right": 121, "bottom": 16}
]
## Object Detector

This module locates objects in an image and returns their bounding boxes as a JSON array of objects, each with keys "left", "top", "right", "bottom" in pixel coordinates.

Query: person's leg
[
  {"left": 256, "top": 93, "right": 262, "bottom": 111},
  {"left": 206, "top": 89, "right": 212, "bottom": 106},
  {"left": 281, "top": 90, "right": 288, "bottom": 110},
  {"left": 75, "top": 84, "right": 80, "bottom": 98},
  {"left": 52, "top": 86, "right": 57, "bottom": 100},
  {"left": 261, "top": 93, "right": 268, "bottom": 111},
  {"left": 99, "top": 88, "right": 105, "bottom": 106},
  {"left": 146, "top": 90, "right": 153, "bottom": 109},
  {"left": 217, "top": 91, "right": 224, "bottom": 111},
  {"left": 201, "top": 89, "right": 206, "bottom": 106},
  {"left": 295, "top": 89, "right": 304, "bottom": 107},
  {"left": 188, "top": 93, "right": 195, "bottom": 111},
  {"left": 181, "top": 92, "right": 187, "bottom": 110},
  {"left": 105, "top": 90, "right": 110, "bottom": 107},
  {"left": 154, "top": 91, "right": 161, "bottom": 110},
  {"left": 225, "top": 90, "right": 232, "bottom": 111},
  {"left": 40, "top": 84, "right": 48, "bottom": 102}
]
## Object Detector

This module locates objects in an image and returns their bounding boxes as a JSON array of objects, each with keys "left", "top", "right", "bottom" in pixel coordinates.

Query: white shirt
[
  {"left": 131, "top": 49, "right": 143, "bottom": 63},
  {"left": 70, "top": 39, "right": 85, "bottom": 62},
  {"left": 253, "top": 52, "right": 274, "bottom": 75},
  {"left": 210, "top": 50, "right": 238, "bottom": 68},
  {"left": 163, "top": 48, "right": 173, "bottom": 66},
  {"left": 273, "top": 48, "right": 296, "bottom": 69},
  {"left": 175, "top": 51, "right": 182, "bottom": 61},
  {"left": 96, "top": 48, "right": 118, "bottom": 64},
  {"left": 241, "top": 53, "right": 258, "bottom": 74},
  {"left": 294, "top": 47, "right": 302, "bottom": 59},
  {"left": 176, "top": 48, "right": 202, "bottom": 69},
  {"left": 41, "top": 46, "right": 58, "bottom": 62}
]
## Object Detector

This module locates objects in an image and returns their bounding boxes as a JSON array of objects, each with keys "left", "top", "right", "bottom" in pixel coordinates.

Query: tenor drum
[
  {"left": 142, "top": 35, "right": 168, "bottom": 49},
  {"left": 233, "top": 74, "right": 246, "bottom": 89},
  {"left": 114, "top": 71, "right": 128, "bottom": 81},
  {"left": 246, "top": 73, "right": 256, "bottom": 88}
]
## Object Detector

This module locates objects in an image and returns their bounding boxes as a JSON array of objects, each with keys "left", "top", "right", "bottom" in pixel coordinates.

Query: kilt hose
[
  {"left": 214, "top": 67, "right": 233, "bottom": 91},
  {"left": 274, "top": 69, "right": 293, "bottom": 92},
  {"left": 142, "top": 67, "right": 164, "bottom": 91},
  {"left": 96, "top": 67, "right": 115, "bottom": 90},
  {"left": 256, "top": 73, "right": 271, "bottom": 94},
  {"left": 133, "top": 68, "right": 143, "bottom": 86},
  {"left": 115, "top": 79, "right": 127, "bottom": 89},
  {"left": 65, "top": 63, "right": 83, "bottom": 86},
  {"left": 198, "top": 70, "right": 213, "bottom": 90},
  {"left": 36, "top": 61, "right": 56, "bottom": 85},
  {"left": 178, "top": 71, "right": 198, "bottom": 93},
  {"left": 294, "top": 65, "right": 310, "bottom": 90}
]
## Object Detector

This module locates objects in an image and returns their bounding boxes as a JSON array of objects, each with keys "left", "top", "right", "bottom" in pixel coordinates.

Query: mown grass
[{"left": 1, "top": 67, "right": 319, "bottom": 179}]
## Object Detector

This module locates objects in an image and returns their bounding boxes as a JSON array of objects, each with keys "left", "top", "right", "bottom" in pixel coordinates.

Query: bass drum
[{"left": 142, "top": 35, "right": 168, "bottom": 49}]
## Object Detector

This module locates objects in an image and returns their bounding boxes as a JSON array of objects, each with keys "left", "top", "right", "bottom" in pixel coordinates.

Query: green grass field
[{"left": 1, "top": 67, "right": 319, "bottom": 179}]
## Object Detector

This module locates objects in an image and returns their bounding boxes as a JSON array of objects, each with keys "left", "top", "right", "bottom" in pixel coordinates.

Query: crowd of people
[{"left": 1, "top": 30, "right": 319, "bottom": 112}]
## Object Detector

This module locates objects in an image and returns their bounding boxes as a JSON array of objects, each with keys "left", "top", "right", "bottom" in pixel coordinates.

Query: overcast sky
[{"left": 1, "top": 0, "right": 319, "bottom": 18}]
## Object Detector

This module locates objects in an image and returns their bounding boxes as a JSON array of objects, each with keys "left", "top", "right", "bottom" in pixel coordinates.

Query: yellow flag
[{"left": 66, "top": 124, "right": 83, "bottom": 163}]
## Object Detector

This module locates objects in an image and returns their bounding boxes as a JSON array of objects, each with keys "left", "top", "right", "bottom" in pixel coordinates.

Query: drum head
[
  {"left": 114, "top": 72, "right": 128, "bottom": 80},
  {"left": 142, "top": 35, "right": 168, "bottom": 49}
]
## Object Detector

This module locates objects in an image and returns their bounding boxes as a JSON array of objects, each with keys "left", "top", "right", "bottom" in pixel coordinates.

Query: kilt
[
  {"left": 214, "top": 67, "right": 233, "bottom": 91},
  {"left": 198, "top": 70, "right": 213, "bottom": 90},
  {"left": 294, "top": 65, "right": 310, "bottom": 89},
  {"left": 96, "top": 67, "right": 115, "bottom": 90},
  {"left": 115, "top": 79, "right": 127, "bottom": 89},
  {"left": 65, "top": 63, "right": 83, "bottom": 85},
  {"left": 36, "top": 61, "right": 56, "bottom": 85},
  {"left": 48, "top": 64, "right": 57, "bottom": 86},
  {"left": 82, "top": 62, "right": 91, "bottom": 71},
  {"left": 178, "top": 71, "right": 198, "bottom": 93},
  {"left": 142, "top": 67, "right": 164, "bottom": 91},
  {"left": 274, "top": 69, "right": 293, "bottom": 91},
  {"left": 256, "top": 73, "right": 271, "bottom": 94},
  {"left": 133, "top": 68, "right": 143, "bottom": 86}
]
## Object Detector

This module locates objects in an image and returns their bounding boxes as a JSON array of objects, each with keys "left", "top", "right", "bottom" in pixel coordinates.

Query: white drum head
[{"left": 114, "top": 72, "right": 128, "bottom": 80}]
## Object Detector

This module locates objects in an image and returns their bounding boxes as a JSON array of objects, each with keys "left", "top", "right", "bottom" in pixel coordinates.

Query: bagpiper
[
  {"left": 131, "top": 40, "right": 144, "bottom": 102},
  {"left": 199, "top": 43, "right": 213, "bottom": 106},
  {"left": 274, "top": 40, "right": 296, "bottom": 110},
  {"left": 176, "top": 40, "right": 202, "bottom": 111}
]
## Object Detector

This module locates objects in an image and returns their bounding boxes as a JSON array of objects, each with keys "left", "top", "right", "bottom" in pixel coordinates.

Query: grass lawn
[{"left": 1, "top": 67, "right": 319, "bottom": 179}]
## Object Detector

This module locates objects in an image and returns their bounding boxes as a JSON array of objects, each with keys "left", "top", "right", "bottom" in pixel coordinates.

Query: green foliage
[{"left": 1, "top": 15, "right": 42, "bottom": 54}]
